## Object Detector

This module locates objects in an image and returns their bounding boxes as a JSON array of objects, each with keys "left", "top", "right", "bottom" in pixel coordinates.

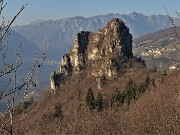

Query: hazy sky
[{"left": 3, "top": 0, "right": 180, "bottom": 25}]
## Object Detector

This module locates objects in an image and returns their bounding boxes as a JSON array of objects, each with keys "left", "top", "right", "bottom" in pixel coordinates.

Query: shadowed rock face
[{"left": 50, "top": 18, "right": 135, "bottom": 90}]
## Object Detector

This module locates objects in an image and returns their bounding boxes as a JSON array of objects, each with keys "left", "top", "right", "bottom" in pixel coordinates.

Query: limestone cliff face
[{"left": 51, "top": 18, "right": 136, "bottom": 90}]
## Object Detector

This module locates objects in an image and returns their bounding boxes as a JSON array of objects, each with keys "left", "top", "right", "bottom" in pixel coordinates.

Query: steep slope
[
  {"left": 12, "top": 12, "right": 180, "bottom": 61},
  {"left": 11, "top": 70, "right": 180, "bottom": 135}
]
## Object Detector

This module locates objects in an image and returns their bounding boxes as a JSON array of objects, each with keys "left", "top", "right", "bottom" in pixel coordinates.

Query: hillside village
[{"left": 133, "top": 27, "right": 180, "bottom": 71}]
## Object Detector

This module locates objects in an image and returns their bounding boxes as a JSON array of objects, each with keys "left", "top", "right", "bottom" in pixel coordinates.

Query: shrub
[
  {"left": 23, "top": 98, "right": 34, "bottom": 109},
  {"left": 53, "top": 103, "right": 63, "bottom": 119}
]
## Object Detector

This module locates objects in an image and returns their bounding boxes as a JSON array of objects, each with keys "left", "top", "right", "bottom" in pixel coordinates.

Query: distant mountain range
[{"left": 12, "top": 12, "right": 180, "bottom": 61}]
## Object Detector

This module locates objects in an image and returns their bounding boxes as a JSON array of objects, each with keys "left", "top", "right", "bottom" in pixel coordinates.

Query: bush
[
  {"left": 23, "top": 98, "right": 34, "bottom": 109},
  {"left": 53, "top": 103, "right": 63, "bottom": 119}
]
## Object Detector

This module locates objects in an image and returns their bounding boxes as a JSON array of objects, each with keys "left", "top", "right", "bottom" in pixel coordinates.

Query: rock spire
[{"left": 50, "top": 18, "right": 138, "bottom": 91}]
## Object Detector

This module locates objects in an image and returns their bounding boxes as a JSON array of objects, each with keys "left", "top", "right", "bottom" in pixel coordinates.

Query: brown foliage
[{"left": 9, "top": 69, "right": 180, "bottom": 135}]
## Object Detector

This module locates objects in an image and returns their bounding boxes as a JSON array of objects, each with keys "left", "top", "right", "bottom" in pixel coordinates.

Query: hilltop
[
  {"left": 1, "top": 18, "right": 180, "bottom": 135},
  {"left": 50, "top": 18, "right": 144, "bottom": 91}
]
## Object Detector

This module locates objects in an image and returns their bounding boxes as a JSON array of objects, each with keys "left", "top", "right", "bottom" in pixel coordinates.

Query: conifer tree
[
  {"left": 85, "top": 87, "right": 95, "bottom": 110},
  {"left": 53, "top": 103, "right": 63, "bottom": 119},
  {"left": 111, "top": 90, "right": 125, "bottom": 109},
  {"left": 125, "top": 78, "right": 136, "bottom": 105},
  {"left": 145, "top": 75, "right": 150, "bottom": 87},
  {"left": 95, "top": 92, "right": 103, "bottom": 112}
]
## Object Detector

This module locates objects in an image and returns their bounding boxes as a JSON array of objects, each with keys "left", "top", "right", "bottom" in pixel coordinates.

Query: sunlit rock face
[
  {"left": 50, "top": 71, "right": 58, "bottom": 92},
  {"left": 51, "top": 18, "right": 135, "bottom": 90},
  {"left": 69, "top": 31, "right": 90, "bottom": 72},
  {"left": 86, "top": 18, "right": 133, "bottom": 77}
]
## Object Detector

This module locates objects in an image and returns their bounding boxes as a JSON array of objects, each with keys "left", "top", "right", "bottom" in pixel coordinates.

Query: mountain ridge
[{"left": 11, "top": 12, "right": 180, "bottom": 61}]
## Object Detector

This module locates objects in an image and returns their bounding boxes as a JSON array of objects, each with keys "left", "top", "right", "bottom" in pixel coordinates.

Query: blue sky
[{"left": 3, "top": 0, "right": 180, "bottom": 25}]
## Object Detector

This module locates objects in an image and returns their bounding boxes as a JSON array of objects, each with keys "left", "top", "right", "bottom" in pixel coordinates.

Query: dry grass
[{"left": 5, "top": 69, "right": 180, "bottom": 135}]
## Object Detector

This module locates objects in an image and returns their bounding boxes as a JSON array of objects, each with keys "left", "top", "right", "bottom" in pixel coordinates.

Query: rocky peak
[
  {"left": 50, "top": 18, "right": 141, "bottom": 90},
  {"left": 89, "top": 18, "right": 133, "bottom": 58}
]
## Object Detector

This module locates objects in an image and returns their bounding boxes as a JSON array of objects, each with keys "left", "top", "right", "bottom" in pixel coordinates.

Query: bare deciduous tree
[
  {"left": 0, "top": 1, "right": 46, "bottom": 134},
  {"left": 163, "top": 6, "right": 180, "bottom": 69}
]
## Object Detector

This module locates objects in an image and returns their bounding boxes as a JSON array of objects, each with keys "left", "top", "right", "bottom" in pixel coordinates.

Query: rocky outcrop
[
  {"left": 69, "top": 31, "right": 90, "bottom": 72},
  {"left": 50, "top": 71, "right": 58, "bottom": 92},
  {"left": 50, "top": 71, "right": 64, "bottom": 92},
  {"left": 50, "top": 18, "right": 143, "bottom": 90}
]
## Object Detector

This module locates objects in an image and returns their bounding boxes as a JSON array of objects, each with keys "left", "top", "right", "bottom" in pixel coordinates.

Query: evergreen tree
[
  {"left": 111, "top": 89, "right": 119, "bottom": 109},
  {"left": 111, "top": 92, "right": 116, "bottom": 109},
  {"left": 95, "top": 92, "right": 103, "bottom": 112},
  {"left": 118, "top": 91, "right": 125, "bottom": 104},
  {"left": 53, "top": 103, "right": 63, "bottom": 119},
  {"left": 137, "top": 83, "right": 145, "bottom": 94},
  {"left": 111, "top": 89, "right": 125, "bottom": 109},
  {"left": 124, "top": 78, "right": 136, "bottom": 105},
  {"left": 145, "top": 75, "right": 150, "bottom": 87},
  {"left": 85, "top": 87, "right": 95, "bottom": 110}
]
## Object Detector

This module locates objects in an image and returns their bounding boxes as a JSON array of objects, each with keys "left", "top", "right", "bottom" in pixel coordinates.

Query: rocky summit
[{"left": 50, "top": 18, "right": 143, "bottom": 91}]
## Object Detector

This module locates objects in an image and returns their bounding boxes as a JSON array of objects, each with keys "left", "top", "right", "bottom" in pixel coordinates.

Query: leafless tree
[
  {"left": 0, "top": 0, "right": 46, "bottom": 134},
  {"left": 163, "top": 6, "right": 180, "bottom": 68}
]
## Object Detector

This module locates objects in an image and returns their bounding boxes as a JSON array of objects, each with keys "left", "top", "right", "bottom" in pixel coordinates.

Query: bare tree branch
[{"left": 0, "top": 1, "right": 46, "bottom": 134}]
